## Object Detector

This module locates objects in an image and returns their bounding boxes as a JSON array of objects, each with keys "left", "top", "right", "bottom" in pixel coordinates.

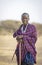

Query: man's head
[{"left": 21, "top": 13, "right": 30, "bottom": 25}]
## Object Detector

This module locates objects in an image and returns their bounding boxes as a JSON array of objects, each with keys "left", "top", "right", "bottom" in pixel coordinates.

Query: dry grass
[
  {"left": 0, "top": 35, "right": 42, "bottom": 65},
  {"left": 0, "top": 35, "right": 17, "bottom": 65}
]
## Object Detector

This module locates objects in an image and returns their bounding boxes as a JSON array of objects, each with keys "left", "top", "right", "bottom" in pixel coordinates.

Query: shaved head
[{"left": 21, "top": 13, "right": 29, "bottom": 18}]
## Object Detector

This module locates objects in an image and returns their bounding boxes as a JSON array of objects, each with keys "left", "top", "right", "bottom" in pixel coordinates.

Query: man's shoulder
[
  {"left": 28, "top": 23, "right": 36, "bottom": 31},
  {"left": 28, "top": 23, "right": 36, "bottom": 29}
]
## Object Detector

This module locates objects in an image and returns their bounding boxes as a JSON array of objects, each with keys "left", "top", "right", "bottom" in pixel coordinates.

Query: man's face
[{"left": 22, "top": 15, "right": 29, "bottom": 25}]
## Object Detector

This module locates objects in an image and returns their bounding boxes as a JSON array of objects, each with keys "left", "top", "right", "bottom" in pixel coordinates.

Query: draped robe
[{"left": 13, "top": 23, "right": 37, "bottom": 64}]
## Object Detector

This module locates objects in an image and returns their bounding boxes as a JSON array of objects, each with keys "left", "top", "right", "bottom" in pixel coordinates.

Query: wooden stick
[
  {"left": 12, "top": 52, "right": 15, "bottom": 61},
  {"left": 19, "top": 42, "right": 21, "bottom": 65}
]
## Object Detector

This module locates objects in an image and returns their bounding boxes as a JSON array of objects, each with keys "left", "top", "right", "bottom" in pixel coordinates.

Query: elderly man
[{"left": 13, "top": 13, "right": 37, "bottom": 65}]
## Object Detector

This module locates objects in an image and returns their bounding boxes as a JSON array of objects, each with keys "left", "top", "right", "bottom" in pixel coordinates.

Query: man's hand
[
  {"left": 16, "top": 35, "right": 23, "bottom": 43},
  {"left": 17, "top": 35, "right": 23, "bottom": 39},
  {"left": 16, "top": 35, "right": 23, "bottom": 40}
]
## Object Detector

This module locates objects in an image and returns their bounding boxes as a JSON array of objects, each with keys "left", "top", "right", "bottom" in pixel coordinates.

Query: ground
[{"left": 0, "top": 35, "right": 42, "bottom": 65}]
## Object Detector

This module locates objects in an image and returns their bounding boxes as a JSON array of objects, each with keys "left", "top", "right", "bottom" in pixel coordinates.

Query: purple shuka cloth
[{"left": 13, "top": 23, "right": 37, "bottom": 64}]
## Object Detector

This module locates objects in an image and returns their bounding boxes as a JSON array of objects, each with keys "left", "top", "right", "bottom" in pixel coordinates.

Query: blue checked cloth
[{"left": 23, "top": 52, "right": 34, "bottom": 65}]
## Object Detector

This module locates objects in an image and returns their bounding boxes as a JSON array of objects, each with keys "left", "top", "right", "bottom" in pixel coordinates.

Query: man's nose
[{"left": 24, "top": 19, "right": 26, "bottom": 21}]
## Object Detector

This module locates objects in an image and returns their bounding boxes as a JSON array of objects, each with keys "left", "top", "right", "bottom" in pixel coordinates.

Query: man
[{"left": 13, "top": 13, "right": 37, "bottom": 65}]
